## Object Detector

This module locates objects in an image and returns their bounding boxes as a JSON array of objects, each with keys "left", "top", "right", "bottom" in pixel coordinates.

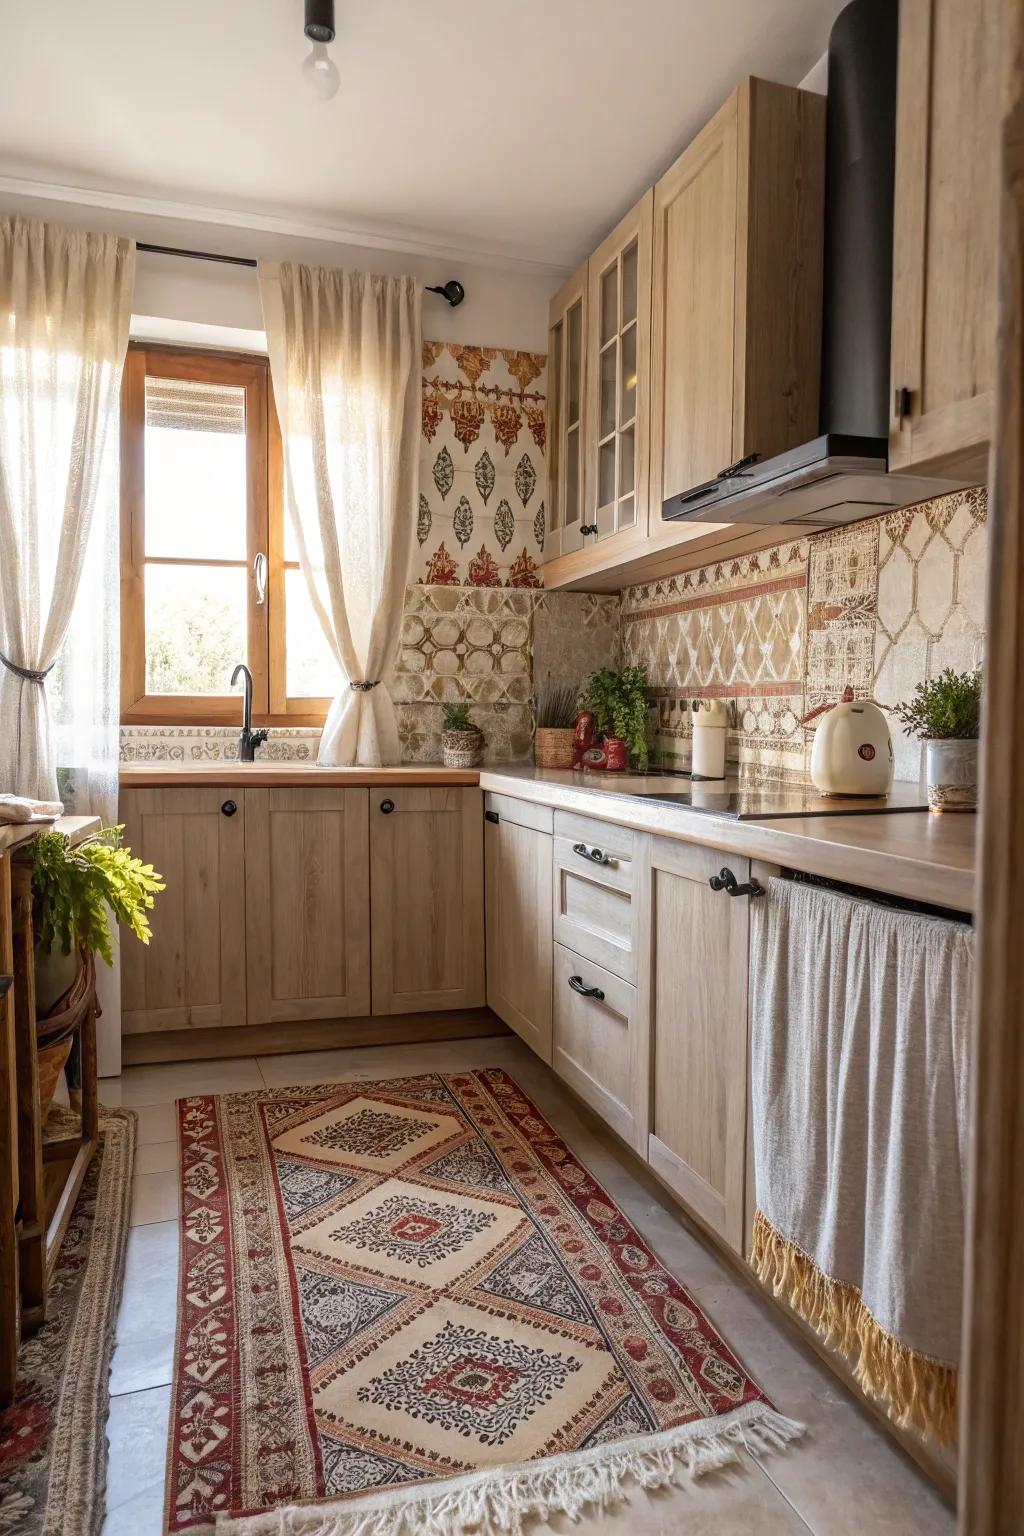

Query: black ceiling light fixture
[{"left": 303, "top": 0, "right": 340, "bottom": 100}]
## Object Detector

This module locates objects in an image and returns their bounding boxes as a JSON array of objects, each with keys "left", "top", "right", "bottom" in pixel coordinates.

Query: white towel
[
  {"left": 0, "top": 793, "right": 63, "bottom": 824},
  {"left": 749, "top": 877, "right": 973, "bottom": 1444}
]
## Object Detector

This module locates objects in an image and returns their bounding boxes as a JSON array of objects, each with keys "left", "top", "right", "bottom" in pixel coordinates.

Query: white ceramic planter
[{"left": 925, "top": 737, "right": 979, "bottom": 812}]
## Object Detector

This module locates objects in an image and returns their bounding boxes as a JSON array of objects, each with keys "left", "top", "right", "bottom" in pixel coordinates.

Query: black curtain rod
[{"left": 136, "top": 242, "right": 466, "bottom": 306}]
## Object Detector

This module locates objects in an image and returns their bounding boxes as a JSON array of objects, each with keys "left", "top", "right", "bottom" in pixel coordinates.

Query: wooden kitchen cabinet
[
  {"left": 245, "top": 788, "right": 370, "bottom": 1025},
  {"left": 889, "top": 0, "right": 999, "bottom": 481},
  {"left": 369, "top": 787, "right": 485, "bottom": 1015},
  {"left": 638, "top": 834, "right": 751, "bottom": 1253},
  {"left": 648, "top": 77, "right": 825, "bottom": 525},
  {"left": 484, "top": 794, "right": 552, "bottom": 1062},
  {"left": 546, "top": 262, "right": 589, "bottom": 559},
  {"left": 585, "top": 190, "right": 654, "bottom": 550},
  {"left": 121, "top": 788, "right": 247, "bottom": 1033}
]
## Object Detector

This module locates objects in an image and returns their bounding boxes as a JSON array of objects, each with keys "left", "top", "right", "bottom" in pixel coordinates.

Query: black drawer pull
[
  {"left": 380, "top": 798, "right": 395, "bottom": 814},
  {"left": 709, "top": 866, "right": 764, "bottom": 898},
  {"left": 221, "top": 800, "right": 237, "bottom": 817},
  {"left": 568, "top": 974, "right": 605, "bottom": 1002},
  {"left": 572, "top": 841, "right": 611, "bottom": 866},
  {"left": 484, "top": 809, "right": 499, "bottom": 824}
]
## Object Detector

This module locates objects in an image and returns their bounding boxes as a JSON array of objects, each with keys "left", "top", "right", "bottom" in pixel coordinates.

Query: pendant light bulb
[{"left": 302, "top": 40, "right": 340, "bottom": 100}]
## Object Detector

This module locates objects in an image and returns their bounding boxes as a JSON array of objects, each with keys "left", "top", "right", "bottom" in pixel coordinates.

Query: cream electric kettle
[{"left": 802, "top": 686, "right": 893, "bottom": 796}]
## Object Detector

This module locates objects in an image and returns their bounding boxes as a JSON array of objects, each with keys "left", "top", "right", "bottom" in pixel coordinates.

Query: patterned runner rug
[
  {"left": 0, "top": 1107, "right": 136, "bottom": 1536},
  {"left": 168, "top": 1070, "right": 800, "bottom": 1536}
]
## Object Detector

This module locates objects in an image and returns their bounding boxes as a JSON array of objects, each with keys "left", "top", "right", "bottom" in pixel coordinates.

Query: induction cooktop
[{"left": 632, "top": 775, "right": 929, "bottom": 821}]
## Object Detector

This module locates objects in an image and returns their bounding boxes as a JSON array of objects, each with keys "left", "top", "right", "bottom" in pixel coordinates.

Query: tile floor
[{"left": 100, "top": 1036, "right": 955, "bottom": 1535}]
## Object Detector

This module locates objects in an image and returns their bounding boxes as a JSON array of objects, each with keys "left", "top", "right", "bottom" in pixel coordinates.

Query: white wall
[{"left": 0, "top": 188, "right": 560, "bottom": 353}]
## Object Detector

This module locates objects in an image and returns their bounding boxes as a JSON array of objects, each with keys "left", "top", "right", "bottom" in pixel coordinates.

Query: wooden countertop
[
  {"left": 480, "top": 767, "right": 977, "bottom": 913},
  {"left": 119, "top": 764, "right": 480, "bottom": 788},
  {"left": 0, "top": 814, "right": 101, "bottom": 855}
]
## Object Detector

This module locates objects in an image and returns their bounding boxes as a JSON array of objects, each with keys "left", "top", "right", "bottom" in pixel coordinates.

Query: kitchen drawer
[
  {"left": 551, "top": 943, "right": 647, "bottom": 1152},
  {"left": 553, "top": 810, "right": 635, "bottom": 867},
  {"left": 485, "top": 791, "right": 554, "bottom": 835},
  {"left": 553, "top": 832, "right": 637, "bottom": 981}
]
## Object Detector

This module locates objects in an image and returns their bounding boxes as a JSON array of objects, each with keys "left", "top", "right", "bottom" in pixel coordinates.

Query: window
[{"left": 120, "top": 345, "right": 338, "bottom": 724}]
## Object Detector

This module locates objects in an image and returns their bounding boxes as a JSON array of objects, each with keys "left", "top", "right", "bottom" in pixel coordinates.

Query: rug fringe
[
  {"left": 749, "top": 1209, "right": 958, "bottom": 1446},
  {"left": 213, "top": 1402, "right": 804, "bottom": 1536}
]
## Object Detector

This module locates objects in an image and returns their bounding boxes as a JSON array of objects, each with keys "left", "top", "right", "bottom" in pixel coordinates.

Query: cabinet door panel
[
  {"left": 370, "top": 788, "right": 484, "bottom": 1015},
  {"left": 245, "top": 788, "right": 370, "bottom": 1024},
  {"left": 890, "top": 0, "right": 999, "bottom": 477},
  {"left": 547, "top": 264, "right": 589, "bottom": 559},
  {"left": 641, "top": 836, "right": 749, "bottom": 1252},
  {"left": 120, "top": 788, "right": 246, "bottom": 1033},
  {"left": 485, "top": 814, "right": 552, "bottom": 1060},
  {"left": 651, "top": 97, "right": 739, "bottom": 510}
]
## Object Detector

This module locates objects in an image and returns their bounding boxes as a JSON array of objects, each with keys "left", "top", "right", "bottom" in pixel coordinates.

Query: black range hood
[{"left": 664, "top": 0, "right": 964, "bottom": 528}]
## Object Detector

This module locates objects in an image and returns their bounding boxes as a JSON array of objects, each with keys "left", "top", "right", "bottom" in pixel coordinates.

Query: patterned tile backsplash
[
  {"left": 417, "top": 343, "right": 548, "bottom": 589},
  {"left": 621, "top": 486, "right": 988, "bottom": 785}
]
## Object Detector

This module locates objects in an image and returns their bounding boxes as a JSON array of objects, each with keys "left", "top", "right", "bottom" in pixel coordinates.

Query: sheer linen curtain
[
  {"left": 0, "top": 216, "right": 134, "bottom": 823},
  {"left": 259, "top": 262, "right": 421, "bottom": 765}
]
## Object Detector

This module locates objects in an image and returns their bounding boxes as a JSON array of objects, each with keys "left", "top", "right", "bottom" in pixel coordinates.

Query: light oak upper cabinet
[
  {"left": 889, "top": 0, "right": 999, "bottom": 481},
  {"left": 586, "top": 191, "right": 654, "bottom": 549},
  {"left": 546, "top": 263, "right": 588, "bottom": 559},
  {"left": 370, "top": 788, "right": 485, "bottom": 1015},
  {"left": 245, "top": 788, "right": 370, "bottom": 1025},
  {"left": 638, "top": 836, "right": 751, "bottom": 1253},
  {"left": 484, "top": 794, "right": 553, "bottom": 1062},
  {"left": 649, "top": 78, "right": 825, "bottom": 523},
  {"left": 121, "top": 788, "right": 247, "bottom": 1034}
]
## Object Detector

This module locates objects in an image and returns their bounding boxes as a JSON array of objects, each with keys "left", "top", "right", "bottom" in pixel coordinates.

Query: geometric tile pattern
[
  {"left": 621, "top": 489, "right": 988, "bottom": 785},
  {"left": 167, "top": 1070, "right": 775, "bottom": 1529}
]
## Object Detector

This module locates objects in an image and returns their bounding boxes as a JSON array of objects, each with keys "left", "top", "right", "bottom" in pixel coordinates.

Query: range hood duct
[{"left": 663, "top": 0, "right": 964, "bottom": 528}]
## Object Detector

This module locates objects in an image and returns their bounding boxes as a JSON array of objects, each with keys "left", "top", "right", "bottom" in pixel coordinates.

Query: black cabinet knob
[
  {"left": 380, "top": 798, "right": 395, "bottom": 814},
  {"left": 221, "top": 800, "right": 238, "bottom": 817}
]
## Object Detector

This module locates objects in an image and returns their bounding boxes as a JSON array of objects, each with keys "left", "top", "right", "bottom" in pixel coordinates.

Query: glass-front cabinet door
[
  {"left": 546, "top": 263, "right": 588, "bottom": 559},
  {"left": 586, "top": 190, "right": 653, "bottom": 546}
]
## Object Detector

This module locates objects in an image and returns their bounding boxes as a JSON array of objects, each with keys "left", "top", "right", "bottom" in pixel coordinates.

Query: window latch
[{"left": 254, "top": 551, "right": 268, "bottom": 606}]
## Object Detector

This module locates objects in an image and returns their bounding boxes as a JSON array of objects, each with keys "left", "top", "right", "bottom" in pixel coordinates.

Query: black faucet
[{"left": 231, "top": 663, "right": 269, "bottom": 762}]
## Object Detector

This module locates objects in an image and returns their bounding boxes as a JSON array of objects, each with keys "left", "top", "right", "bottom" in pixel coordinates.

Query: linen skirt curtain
[
  {"left": 259, "top": 262, "right": 421, "bottom": 766},
  {"left": 0, "top": 216, "right": 134, "bottom": 817},
  {"left": 749, "top": 877, "right": 973, "bottom": 1445}
]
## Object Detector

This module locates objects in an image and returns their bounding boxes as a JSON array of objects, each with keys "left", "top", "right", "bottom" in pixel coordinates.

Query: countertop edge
[
  {"left": 479, "top": 770, "right": 976, "bottom": 913},
  {"left": 118, "top": 766, "right": 481, "bottom": 788}
]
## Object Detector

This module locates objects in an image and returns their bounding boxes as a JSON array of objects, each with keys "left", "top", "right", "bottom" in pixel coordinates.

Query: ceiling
[{"left": 0, "top": 0, "right": 844, "bottom": 272}]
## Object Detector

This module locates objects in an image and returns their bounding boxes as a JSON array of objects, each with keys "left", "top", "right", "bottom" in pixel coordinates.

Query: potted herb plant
[
  {"left": 440, "top": 702, "right": 485, "bottom": 769},
  {"left": 30, "top": 827, "right": 164, "bottom": 1117},
  {"left": 533, "top": 679, "right": 579, "bottom": 769},
  {"left": 892, "top": 667, "right": 982, "bottom": 812},
  {"left": 582, "top": 665, "right": 650, "bottom": 772}
]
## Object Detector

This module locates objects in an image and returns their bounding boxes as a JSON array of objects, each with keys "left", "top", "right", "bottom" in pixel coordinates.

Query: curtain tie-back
[
  {"left": 349, "top": 680, "right": 380, "bottom": 693},
  {"left": 0, "top": 651, "right": 55, "bottom": 685}
]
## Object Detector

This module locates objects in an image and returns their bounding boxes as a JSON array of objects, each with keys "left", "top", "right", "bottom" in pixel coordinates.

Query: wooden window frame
[{"left": 120, "top": 343, "right": 330, "bottom": 727}]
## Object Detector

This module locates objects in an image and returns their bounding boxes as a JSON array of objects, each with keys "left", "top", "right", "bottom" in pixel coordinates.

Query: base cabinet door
[
  {"left": 370, "top": 787, "right": 485, "bottom": 1015},
  {"left": 120, "top": 788, "right": 247, "bottom": 1034},
  {"left": 552, "top": 943, "right": 647, "bottom": 1154},
  {"left": 641, "top": 836, "right": 750, "bottom": 1252},
  {"left": 484, "top": 799, "right": 553, "bottom": 1062},
  {"left": 245, "top": 788, "right": 370, "bottom": 1025}
]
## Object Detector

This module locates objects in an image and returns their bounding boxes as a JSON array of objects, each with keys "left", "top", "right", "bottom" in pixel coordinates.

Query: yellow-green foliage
[{"left": 30, "top": 826, "right": 165, "bottom": 967}]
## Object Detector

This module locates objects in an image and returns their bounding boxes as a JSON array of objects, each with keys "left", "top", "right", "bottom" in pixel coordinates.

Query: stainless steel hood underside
[{"left": 661, "top": 435, "right": 966, "bottom": 528}]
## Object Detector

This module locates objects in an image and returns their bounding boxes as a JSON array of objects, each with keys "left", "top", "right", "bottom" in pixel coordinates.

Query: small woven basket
[
  {"left": 441, "top": 728, "right": 484, "bottom": 769},
  {"left": 534, "top": 727, "right": 574, "bottom": 769}
]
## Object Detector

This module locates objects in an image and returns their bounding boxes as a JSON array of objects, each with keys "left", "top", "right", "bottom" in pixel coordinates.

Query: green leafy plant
[
  {"left": 30, "top": 826, "right": 165, "bottom": 968},
  {"left": 441, "top": 702, "right": 478, "bottom": 733},
  {"left": 534, "top": 678, "right": 579, "bottom": 730},
  {"left": 892, "top": 668, "right": 982, "bottom": 740},
  {"left": 582, "top": 664, "right": 650, "bottom": 770}
]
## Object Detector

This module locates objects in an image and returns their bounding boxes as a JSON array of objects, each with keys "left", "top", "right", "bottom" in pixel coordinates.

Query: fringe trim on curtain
[
  {"left": 212, "top": 1401, "right": 804, "bottom": 1536},
  {"left": 750, "top": 1209, "right": 958, "bottom": 1446}
]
